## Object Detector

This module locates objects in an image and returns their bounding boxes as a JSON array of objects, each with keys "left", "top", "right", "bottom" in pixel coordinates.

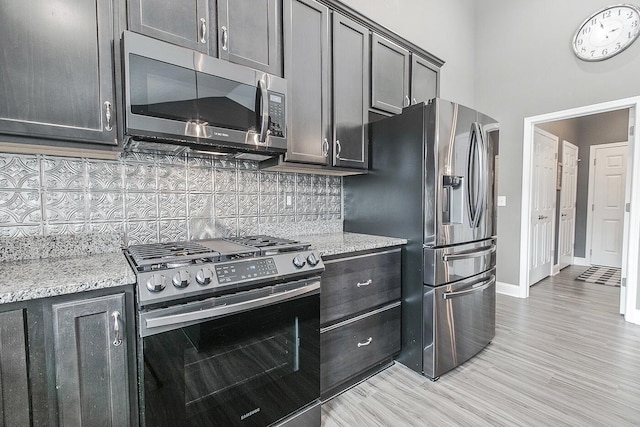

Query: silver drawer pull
[
  {"left": 356, "top": 279, "right": 372, "bottom": 287},
  {"left": 357, "top": 337, "right": 373, "bottom": 347},
  {"left": 112, "top": 311, "right": 122, "bottom": 347}
]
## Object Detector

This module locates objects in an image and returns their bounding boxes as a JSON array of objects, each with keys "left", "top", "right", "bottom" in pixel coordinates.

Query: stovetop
[{"left": 125, "top": 235, "right": 322, "bottom": 308}]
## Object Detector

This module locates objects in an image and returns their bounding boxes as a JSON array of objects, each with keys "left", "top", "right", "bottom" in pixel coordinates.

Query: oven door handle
[{"left": 143, "top": 281, "right": 320, "bottom": 333}]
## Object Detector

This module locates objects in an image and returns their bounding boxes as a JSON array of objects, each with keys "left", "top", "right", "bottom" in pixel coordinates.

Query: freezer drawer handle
[
  {"left": 442, "top": 244, "right": 496, "bottom": 262},
  {"left": 442, "top": 275, "right": 495, "bottom": 300},
  {"left": 357, "top": 337, "right": 373, "bottom": 347},
  {"left": 356, "top": 279, "right": 372, "bottom": 287}
]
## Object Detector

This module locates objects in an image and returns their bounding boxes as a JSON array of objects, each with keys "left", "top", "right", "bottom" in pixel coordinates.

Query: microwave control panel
[{"left": 267, "top": 93, "right": 285, "bottom": 137}]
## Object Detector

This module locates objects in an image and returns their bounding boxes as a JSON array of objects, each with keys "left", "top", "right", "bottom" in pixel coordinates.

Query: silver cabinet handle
[
  {"left": 221, "top": 26, "right": 228, "bottom": 51},
  {"left": 103, "top": 101, "right": 113, "bottom": 132},
  {"left": 322, "top": 138, "right": 329, "bottom": 157},
  {"left": 112, "top": 311, "right": 122, "bottom": 347},
  {"left": 356, "top": 279, "right": 372, "bottom": 287},
  {"left": 442, "top": 244, "right": 496, "bottom": 262},
  {"left": 335, "top": 139, "right": 341, "bottom": 159},
  {"left": 357, "top": 337, "right": 373, "bottom": 347},
  {"left": 199, "top": 18, "right": 207, "bottom": 44},
  {"left": 404, "top": 95, "right": 410, "bottom": 107}
]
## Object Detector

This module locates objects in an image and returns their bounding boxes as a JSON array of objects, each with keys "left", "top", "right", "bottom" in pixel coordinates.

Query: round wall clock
[{"left": 572, "top": 4, "right": 640, "bottom": 61}]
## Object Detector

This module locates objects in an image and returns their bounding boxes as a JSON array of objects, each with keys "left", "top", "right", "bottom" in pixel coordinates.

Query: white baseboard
[
  {"left": 573, "top": 257, "right": 589, "bottom": 266},
  {"left": 496, "top": 281, "right": 523, "bottom": 298},
  {"left": 625, "top": 307, "right": 640, "bottom": 325},
  {"left": 552, "top": 264, "right": 560, "bottom": 275}
]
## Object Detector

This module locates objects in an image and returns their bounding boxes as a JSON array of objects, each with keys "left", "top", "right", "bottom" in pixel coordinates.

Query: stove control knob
[
  {"left": 196, "top": 268, "right": 213, "bottom": 286},
  {"left": 172, "top": 270, "right": 190, "bottom": 288},
  {"left": 146, "top": 274, "right": 166, "bottom": 293},
  {"left": 306, "top": 253, "right": 320, "bottom": 267},
  {"left": 292, "top": 254, "right": 306, "bottom": 269}
]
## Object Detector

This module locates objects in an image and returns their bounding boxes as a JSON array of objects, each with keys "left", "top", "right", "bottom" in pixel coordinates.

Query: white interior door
[
  {"left": 558, "top": 141, "right": 578, "bottom": 270},
  {"left": 529, "top": 128, "right": 558, "bottom": 286},
  {"left": 589, "top": 143, "right": 628, "bottom": 268},
  {"left": 620, "top": 108, "right": 634, "bottom": 314}
]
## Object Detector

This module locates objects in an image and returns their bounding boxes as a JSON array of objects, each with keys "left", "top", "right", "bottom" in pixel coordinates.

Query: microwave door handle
[{"left": 258, "top": 78, "right": 269, "bottom": 142}]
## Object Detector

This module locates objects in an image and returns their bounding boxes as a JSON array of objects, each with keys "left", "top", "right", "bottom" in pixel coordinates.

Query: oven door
[{"left": 138, "top": 279, "right": 320, "bottom": 427}]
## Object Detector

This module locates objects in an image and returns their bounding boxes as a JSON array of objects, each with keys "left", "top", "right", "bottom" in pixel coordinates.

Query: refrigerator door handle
[
  {"left": 442, "top": 275, "right": 495, "bottom": 300},
  {"left": 467, "top": 123, "right": 484, "bottom": 228},
  {"left": 441, "top": 244, "right": 496, "bottom": 262},
  {"left": 476, "top": 122, "right": 489, "bottom": 228}
]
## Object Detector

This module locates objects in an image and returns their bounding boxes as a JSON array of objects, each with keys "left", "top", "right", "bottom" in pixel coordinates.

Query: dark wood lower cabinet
[
  {"left": 320, "top": 247, "right": 402, "bottom": 399},
  {"left": 321, "top": 303, "right": 400, "bottom": 393},
  {"left": 0, "top": 309, "right": 30, "bottom": 426}
]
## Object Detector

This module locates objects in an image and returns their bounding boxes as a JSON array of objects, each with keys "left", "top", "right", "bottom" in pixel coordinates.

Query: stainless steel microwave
[{"left": 122, "top": 31, "right": 287, "bottom": 157}]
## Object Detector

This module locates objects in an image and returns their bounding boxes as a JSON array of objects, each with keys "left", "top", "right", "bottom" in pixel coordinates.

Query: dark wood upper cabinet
[
  {"left": 129, "top": 0, "right": 212, "bottom": 54},
  {"left": 371, "top": 33, "right": 410, "bottom": 115},
  {"left": 0, "top": 0, "right": 122, "bottom": 146},
  {"left": 283, "top": 0, "right": 331, "bottom": 165},
  {"left": 411, "top": 53, "right": 438, "bottom": 105},
  {"left": 217, "top": 0, "right": 282, "bottom": 76},
  {"left": 332, "top": 13, "right": 369, "bottom": 169}
]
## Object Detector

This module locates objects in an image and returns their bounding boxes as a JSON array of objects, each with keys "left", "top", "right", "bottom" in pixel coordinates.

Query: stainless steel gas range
[{"left": 125, "top": 235, "right": 324, "bottom": 427}]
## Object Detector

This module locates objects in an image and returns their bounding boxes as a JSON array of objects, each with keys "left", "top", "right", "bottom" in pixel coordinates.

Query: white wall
[
  {"left": 475, "top": 1, "right": 640, "bottom": 286},
  {"left": 340, "top": 0, "right": 477, "bottom": 107}
]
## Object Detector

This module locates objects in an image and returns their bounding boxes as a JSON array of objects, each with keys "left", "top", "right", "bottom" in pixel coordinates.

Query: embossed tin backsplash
[{"left": 0, "top": 152, "right": 342, "bottom": 244}]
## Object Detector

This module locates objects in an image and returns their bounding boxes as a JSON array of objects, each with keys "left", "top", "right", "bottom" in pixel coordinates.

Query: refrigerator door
[
  {"left": 425, "top": 99, "right": 498, "bottom": 247},
  {"left": 422, "top": 268, "right": 496, "bottom": 379},
  {"left": 423, "top": 238, "right": 496, "bottom": 286}
]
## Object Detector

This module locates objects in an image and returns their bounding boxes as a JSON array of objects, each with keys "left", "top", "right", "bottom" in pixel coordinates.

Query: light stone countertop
[
  {"left": 0, "top": 252, "right": 135, "bottom": 304},
  {"left": 293, "top": 232, "right": 407, "bottom": 257},
  {"left": 0, "top": 231, "right": 404, "bottom": 305}
]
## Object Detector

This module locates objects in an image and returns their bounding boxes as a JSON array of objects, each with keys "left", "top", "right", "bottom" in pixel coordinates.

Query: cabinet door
[
  {"left": 0, "top": 0, "right": 119, "bottom": 145},
  {"left": 411, "top": 54, "right": 438, "bottom": 105},
  {"left": 0, "top": 309, "right": 30, "bottom": 426},
  {"left": 128, "top": 0, "right": 211, "bottom": 54},
  {"left": 283, "top": 0, "right": 331, "bottom": 165},
  {"left": 371, "top": 33, "right": 410, "bottom": 115},
  {"left": 52, "top": 293, "right": 131, "bottom": 426},
  {"left": 218, "top": 0, "right": 282, "bottom": 76},
  {"left": 332, "top": 13, "right": 369, "bottom": 169}
]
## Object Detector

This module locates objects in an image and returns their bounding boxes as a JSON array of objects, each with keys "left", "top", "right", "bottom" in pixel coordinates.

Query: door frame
[
  {"left": 585, "top": 141, "right": 628, "bottom": 267},
  {"left": 519, "top": 96, "right": 640, "bottom": 325},
  {"left": 557, "top": 140, "right": 579, "bottom": 271}
]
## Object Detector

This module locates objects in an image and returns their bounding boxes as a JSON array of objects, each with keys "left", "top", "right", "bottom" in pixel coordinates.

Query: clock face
[{"left": 573, "top": 4, "right": 640, "bottom": 61}]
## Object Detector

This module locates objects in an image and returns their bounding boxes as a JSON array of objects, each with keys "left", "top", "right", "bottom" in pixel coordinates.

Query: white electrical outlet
[{"left": 497, "top": 195, "right": 506, "bottom": 207}]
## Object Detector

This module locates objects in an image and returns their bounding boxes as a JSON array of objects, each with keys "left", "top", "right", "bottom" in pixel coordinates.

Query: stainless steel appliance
[
  {"left": 344, "top": 98, "right": 499, "bottom": 380},
  {"left": 125, "top": 235, "right": 323, "bottom": 426},
  {"left": 122, "top": 31, "right": 287, "bottom": 159}
]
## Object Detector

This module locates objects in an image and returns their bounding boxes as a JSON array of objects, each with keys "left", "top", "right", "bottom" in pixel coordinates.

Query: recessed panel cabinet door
[
  {"left": 0, "top": 309, "right": 30, "bottom": 426},
  {"left": 218, "top": 0, "right": 282, "bottom": 76},
  {"left": 129, "top": 0, "right": 211, "bottom": 53},
  {"left": 371, "top": 33, "right": 410, "bottom": 115},
  {"left": 0, "top": 0, "right": 120, "bottom": 145},
  {"left": 52, "top": 293, "right": 131, "bottom": 426},
  {"left": 283, "top": 0, "right": 331, "bottom": 165},
  {"left": 411, "top": 54, "right": 438, "bottom": 105},
  {"left": 332, "top": 13, "right": 369, "bottom": 169}
]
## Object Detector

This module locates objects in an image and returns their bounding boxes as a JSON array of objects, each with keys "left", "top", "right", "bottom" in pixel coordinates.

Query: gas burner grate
[{"left": 127, "top": 241, "right": 219, "bottom": 268}]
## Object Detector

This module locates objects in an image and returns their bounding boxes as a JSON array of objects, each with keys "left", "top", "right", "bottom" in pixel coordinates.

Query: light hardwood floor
[{"left": 321, "top": 266, "right": 640, "bottom": 426}]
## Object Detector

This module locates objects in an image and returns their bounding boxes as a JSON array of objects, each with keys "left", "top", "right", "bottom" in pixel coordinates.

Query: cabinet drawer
[
  {"left": 321, "top": 249, "right": 400, "bottom": 325},
  {"left": 320, "top": 303, "right": 400, "bottom": 393}
]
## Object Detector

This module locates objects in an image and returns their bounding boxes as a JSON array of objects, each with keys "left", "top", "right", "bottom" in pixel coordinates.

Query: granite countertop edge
[
  {"left": 294, "top": 232, "right": 407, "bottom": 257},
  {"left": 0, "top": 252, "right": 136, "bottom": 305}
]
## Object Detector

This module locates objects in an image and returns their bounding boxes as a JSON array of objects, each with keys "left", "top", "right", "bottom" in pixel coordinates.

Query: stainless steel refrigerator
[{"left": 344, "top": 98, "right": 499, "bottom": 379}]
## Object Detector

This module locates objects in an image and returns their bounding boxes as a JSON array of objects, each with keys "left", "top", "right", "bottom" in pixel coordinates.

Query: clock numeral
[
  {"left": 590, "top": 50, "right": 596, "bottom": 57},
  {"left": 580, "top": 46, "right": 587, "bottom": 53},
  {"left": 632, "top": 20, "right": 638, "bottom": 28},
  {"left": 602, "top": 48, "right": 608, "bottom": 56},
  {"left": 628, "top": 11, "right": 635, "bottom": 19},
  {"left": 616, "top": 42, "right": 622, "bottom": 50},
  {"left": 582, "top": 26, "right": 592, "bottom": 35},
  {"left": 577, "top": 38, "right": 584, "bottom": 46},
  {"left": 591, "top": 17, "right": 598, "bottom": 25},
  {"left": 603, "top": 10, "right": 612, "bottom": 19},
  {"left": 629, "top": 31, "right": 633, "bottom": 39}
]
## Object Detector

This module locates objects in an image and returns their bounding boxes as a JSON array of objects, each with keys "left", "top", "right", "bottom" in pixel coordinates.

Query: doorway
[{"left": 519, "top": 97, "right": 640, "bottom": 325}]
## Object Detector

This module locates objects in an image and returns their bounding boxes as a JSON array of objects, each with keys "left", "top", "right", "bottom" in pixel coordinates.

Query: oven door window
[{"left": 142, "top": 294, "right": 319, "bottom": 427}]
